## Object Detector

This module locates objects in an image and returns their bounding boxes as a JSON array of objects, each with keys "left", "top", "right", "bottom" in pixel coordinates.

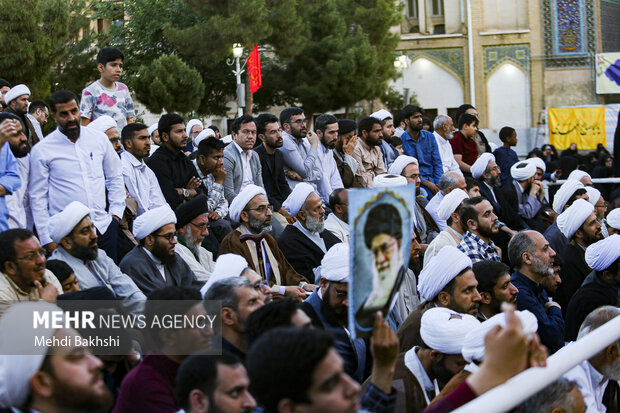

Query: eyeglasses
[
  {"left": 153, "top": 232, "right": 177, "bottom": 242},
  {"left": 245, "top": 204, "right": 273, "bottom": 213},
  {"left": 16, "top": 248, "right": 46, "bottom": 261},
  {"left": 190, "top": 222, "right": 209, "bottom": 231}
]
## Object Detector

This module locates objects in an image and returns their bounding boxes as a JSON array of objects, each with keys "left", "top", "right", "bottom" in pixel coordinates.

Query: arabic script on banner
[{"left": 548, "top": 106, "right": 606, "bottom": 150}]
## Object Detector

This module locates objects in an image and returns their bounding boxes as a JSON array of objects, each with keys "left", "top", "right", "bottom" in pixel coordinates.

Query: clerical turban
[
  {"left": 470, "top": 153, "right": 495, "bottom": 179},
  {"left": 418, "top": 246, "right": 472, "bottom": 302},
  {"left": 0, "top": 302, "right": 62, "bottom": 408},
  {"left": 132, "top": 204, "right": 177, "bottom": 240},
  {"left": 388, "top": 155, "right": 418, "bottom": 176},
  {"left": 48, "top": 201, "right": 91, "bottom": 243},
  {"left": 282, "top": 182, "right": 316, "bottom": 217},
  {"left": 338, "top": 119, "right": 356, "bottom": 135},
  {"left": 88, "top": 115, "right": 117, "bottom": 134},
  {"left": 585, "top": 234, "right": 620, "bottom": 271},
  {"left": 369, "top": 109, "right": 392, "bottom": 121},
  {"left": 607, "top": 208, "right": 620, "bottom": 230},
  {"left": 320, "top": 243, "right": 349, "bottom": 282},
  {"left": 511, "top": 161, "right": 536, "bottom": 181},
  {"left": 461, "top": 310, "right": 538, "bottom": 363},
  {"left": 552, "top": 180, "right": 585, "bottom": 213},
  {"left": 437, "top": 189, "right": 469, "bottom": 221},
  {"left": 185, "top": 119, "right": 203, "bottom": 138},
  {"left": 201, "top": 253, "right": 249, "bottom": 297},
  {"left": 373, "top": 174, "right": 408, "bottom": 188},
  {"left": 527, "top": 157, "right": 546, "bottom": 173},
  {"left": 568, "top": 170, "right": 591, "bottom": 182},
  {"left": 420, "top": 307, "right": 480, "bottom": 354},
  {"left": 229, "top": 184, "right": 267, "bottom": 224},
  {"left": 194, "top": 128, "right": 216, "bottom": 147},
  {"left": 148, "top": 123, "right": 158, "bottom": 136},
  {"left": 4, "top": 84, "right": 30, "bottom": 105},
  {"left": 585, "top": 186, "right": 601, "bottom": 207},
  {"left": 175, "top": 194, "right": 209, "bottom": 228},
  {"left": 556, "top": 198, "right": 594, "bottom": 240}
]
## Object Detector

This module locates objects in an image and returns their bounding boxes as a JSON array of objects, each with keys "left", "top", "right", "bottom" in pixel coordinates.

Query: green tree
[{"left": 133, "top": 55, "right": 204, "bottom": 114}]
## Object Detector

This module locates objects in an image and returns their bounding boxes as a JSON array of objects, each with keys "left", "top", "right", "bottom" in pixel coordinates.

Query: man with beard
[
  {"left": 30, "top": 90, "right": 126, "bottom": 262},
  {"left": 501, "top": 161, "right": 546, "bottom": 233},
  {"left": 146, "top": 113, "right": 207, "bottom": 210},
  {"left": 433, "top": 114, "right": 461, "bottom": 176},
  {"left": 219, "top": 185, "right": 312, "bottom": 300},
  {"left": 174, "top": 194, "right": 215, "bottom": 282},
  {"left": 48, "top": 201, "right": 145, "bottom": 312},
  {"left": 254, "top": 113, "right": 294, "bottom": 229},
  {"left": 0, "top": 302, "right": 114, "bottom": 413},
  {"left": 223, "top": 114, "right": 264, "bottom": 204},
  {"left": 472, "top": 260, "right": 518, "bottom": 321},
  {"left": 278, "top": 107, "right": 322, "bottom": 189},
  {"left": 370, "top": 109, "right": 399, "bottom": 169},
  {"left": 509, "top": 230, "right": 563, "bottom": 353},
  {"left": 398, "top": 246, "right": 481, "bottom": 352},
  {"left": 3, "top": 84, "right": 37, "bottom": 147},
  {"left": 458, "top": 197, "right": 502, "bottom": 263},
  {"left": 301, "top": 243, "right": 368, "bottom": 382},
  {"left": 204, "top": 277, "right": 265, "bottom": 361},
  {"left": 400, "top": 105, "right": 443, "bottom": 197},
  {"left": 315, "top": 114, "right": 344, "bottom": 204},
  {"left": 325, "top": 188, "right": 349, "bottom": 242},
  {"left": 0, "top": 229, "right": 61, "bottom": 314},
  {"left": 586, "top": 186, "right": 609, "bottom": 237},
  {"left": 392, "top": 307, "right": 480, "bottom": 413},
  {"left": 26, "top": 99, "right": 49, "bottom": 142},
  {"left": 564, "top": 306, "right": 620, "bottom": 412},
  {"left": 278, "top": 183, "right": 341, "bottom": 282},
  {"left": 565, "top": 236, "right": 620, "bottom": 341},
  {"left": 334, "top": 119, "right": 358, "bottom": 188},
  {"left": 119, "top": 204, "right": 198, "bottom": 294},
  {"left": 424, "top": 189, "right": 469, "bottom": 265},
  {"left": 555, "top": 199, "right": 603, "bottom": 312},
  {"left": 351, "top": 116, "right": 386, "bottom": 188},
  {"left": 2, "top": 113, "right": 31, "bottom": 230}
]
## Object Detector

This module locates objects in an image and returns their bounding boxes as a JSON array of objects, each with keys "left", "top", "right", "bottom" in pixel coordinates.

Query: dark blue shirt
[
  {"left": 400, "top": 129, "right": 443, "bottom": 185},
  {"left": 493, "top": 146, "right": 519, "bottom": 187}
]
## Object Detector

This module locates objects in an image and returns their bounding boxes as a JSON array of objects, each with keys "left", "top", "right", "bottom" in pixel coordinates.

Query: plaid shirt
[
  {"left": 458, "top": 231, "right": 501, "bottom": 263},
  {"left": 193, "top": 159, "right": 228, "bottom": 217},
  {"left": 360, "top": 383, "right": 397, "bottom": 413}
]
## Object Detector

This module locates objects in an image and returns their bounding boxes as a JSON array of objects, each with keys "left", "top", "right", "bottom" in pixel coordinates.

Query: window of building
[
  {"left": 431, "top": 0, "right": 444, "bottom": 16},
  {"left": 407, "top": 0, "right": 418, "bottom": 18}
]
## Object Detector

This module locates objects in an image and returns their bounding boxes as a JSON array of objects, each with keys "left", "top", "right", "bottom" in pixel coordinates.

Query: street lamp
[
  {"left": 227, "top": 43, "right": 247, "bottom": 117},
  {"left": 394, "top": 54, "right": 411, "bottom": 104}
]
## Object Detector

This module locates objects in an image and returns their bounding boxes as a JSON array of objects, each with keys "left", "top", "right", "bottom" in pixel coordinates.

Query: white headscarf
[
  {"left": 585, "top": 186, "right": 601, "bottom": 207},
  {"left": 470, "top": 153, "right": 495, "bottom": 179},
  {"left": 132, "top": 204, "right": 177, "bottom": 240},
  {"left": 229, "top": 185, "right": 268, "bottom": 224},
  {"left": 201, "top": 253, "right": 249, "bottom": 297},
  {"left": 373, "top": 174, "right": 408, "bottom": 188},
  {"left": 556, "top": 198, "right": 594, "bottom": 240},
  {"left": 585, "top": 234, "right": 620, "bottom": 271},
  {"left": 48, "top": 201, "right": 91, "bottom": 243},
  {"left": 4, "top": 84, "right": 30, "bottom": 105},
  {"left": 88, "top": 115, "right": 117, "bottom": 134},
  {"left": 370, "top": 109, "right": 392, "bottom": 121},
  {"left": 282, "top": 183, "right": 316, "bottom": 217},
  {"left": 527, "top": 157, "right": 546, "bottom": 173},
  {"left": 606, "top": 208, "right": 620, "bottom": 230},
  {"left": 194, "top": 128, "right": 216, "bottom": 147},
  {"left": 388, "top": 155, "right": 418, "bottom": 176},
  {"left": 185, "top": 119, "right": 203, "bottom": 139},
  {"left": 320, "top": 243, "right": 349, "bottom": 282},
  {"left": 510, "top": 161, "right": 536, "bottom": 181},
  {"left": 420, "top": 307, "right": 480, "bottom": 354},
  {"left": 552, "top": 180, "right": 585, "bottom": 213},
  {"left": 148, "top": 123, "right": 158, "bottom": 136},
  {"left": 418, "top": 246, "right": 472, "bottom": 302},
  {"left": 437, "top": 189, "right": 469, "bottom": 221}
]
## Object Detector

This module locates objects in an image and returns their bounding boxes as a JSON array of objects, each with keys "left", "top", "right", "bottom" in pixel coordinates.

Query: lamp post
[
  {"left": 394, "top": 54, "right": 410, "bottom": 104},
  {"left": 227, "top": 43, "right": 246, "bottom": 117}
]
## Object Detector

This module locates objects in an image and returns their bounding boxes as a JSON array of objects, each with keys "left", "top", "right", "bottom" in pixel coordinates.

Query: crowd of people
[{"left": 0, "top": 46, "right": 618, "bottom": 413}]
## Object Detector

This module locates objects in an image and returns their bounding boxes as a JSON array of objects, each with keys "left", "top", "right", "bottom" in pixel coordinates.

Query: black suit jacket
[
  {"left": 477, "top": 179, "right": 523, "bottom": 230},
  {"left": 557, "top": 242, "right": 591, "bottom": 315},
  {"left": 254, "top": 144, "right": 292, "bottom": 211},
  {"left": 277, "top": 225, "right": 341, "bottom": 282}
]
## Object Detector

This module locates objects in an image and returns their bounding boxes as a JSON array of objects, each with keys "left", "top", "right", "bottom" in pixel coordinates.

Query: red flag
[{"left": 247, "top": 44, "right": 262, "bottom": 94}]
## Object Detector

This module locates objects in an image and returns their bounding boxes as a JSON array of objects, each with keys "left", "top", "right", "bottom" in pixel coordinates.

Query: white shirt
[
  {"left": 233, "top": 141, "right": 253, "bottom": 190},
  {"left": 29, "top": 126, "right": 126, "bottom": 245},
  {"left": 564, "top": 359, "right": 608, "bottom": 413},
  {"left": 425, "top": 191, "right": 446, "bottom": 230},
  {"left": 121, "top": 151, "right": 166, "bottom": 216},
  {"left": 433, "top": 131, "right": 462, "bottom": 176},
  {"left": 324, "top": 213, "right": 349, "bottom": 243},
  {"left": 6, "top": 155, "right": 30, "bottom": 229},
  {"left": 316, "top": 142, "right": 344, "bottom": 204}
]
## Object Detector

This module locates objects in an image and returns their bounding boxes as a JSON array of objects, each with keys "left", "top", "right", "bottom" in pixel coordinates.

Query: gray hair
[
  {"left": 514, "top": 378, "right": 578, "bottom": 413},
  {"left": 578, "top": 305, "right": 620, "bottom": 340},
  {"left": 507, "top": 231, "right": 537, "bottom": 269},
  {"left": 433, "top": 114, "right": 452, "bottom": 130},
  {"left": 438, "top": 172, "right": 462, "bottom": 193},
  {"left": 203, "top": 277, "right": 252, "bottom": 312}
]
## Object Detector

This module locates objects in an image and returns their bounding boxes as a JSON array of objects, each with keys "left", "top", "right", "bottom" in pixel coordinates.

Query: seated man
[
  {"left": 46, "top": 259, "right": 80, "bottom": 293},
  {"left": 245, "top": 298, "right": 313, "bottom": 346},
  {"left": 458, "top": 197, "right": 502, "bottom": 263},
  {"left": 203, "top": 277, "right": 265, "bottom": 361},
  {"left": 278, "top": 183, "right": 341, "bottom": 282},
  {"left": 501, "top": 161, "right": 546, "bottom": 232},
  {"left": 545, "top": 180, "right": 588, "bottom": 257},
  {"left": 175, "top": 353, "right": 257, "bottom": 413},
  {"left": 334, "top": 119, "right": 358, "bottom": 188},
  {"left": 48, "top": 201, "right": 145, "bottom": 310},
  {"left": 424, "top": 172, "right": 467, "bottom": 231},
  {"left": 120, "top": 204, "right": 198, "bottom": 294},
  {"left": 174, "top": 194, "right": 215, "bottom": 282},
  {"left": 315, "top": 114, "right": 345, "bottom": 204},
  {"left": 0, "top": 229, "right": 61, "bottom": 313},
  {"left": 424, "top": 189, "right": 469, "bottom": 266},
  {"left": 219, "top": 185, "right": 312, "bottom": 300},
  {"left": 324, "top": 188, "right": 349, "bottom": 243},
  {"left": 472, "top": 260, "right": 518, "bottom": 322},
  {"left": 398, "top": 246, "right": 481, "bottom": 352}
]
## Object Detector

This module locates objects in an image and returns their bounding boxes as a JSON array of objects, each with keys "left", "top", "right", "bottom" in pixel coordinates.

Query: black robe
[{"left": 557, "top": 241, "right": 592, "bottom": 315}]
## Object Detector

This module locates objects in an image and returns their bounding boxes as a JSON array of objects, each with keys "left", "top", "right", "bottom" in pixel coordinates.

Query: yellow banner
[{"left": 548, "top": 106, "right": 606, "bottom": 150}]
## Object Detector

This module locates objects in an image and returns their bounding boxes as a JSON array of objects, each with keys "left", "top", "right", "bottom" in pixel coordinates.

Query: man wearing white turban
[
  {"left": 565, "top": 235, "right": 620, "bottom": 341},
  {"left": 397, "top": 246, "right": 481, "bottom": 352},
  {"left": 278, "top": 183, "right": 341, "bottom": 282},
  {"left": 424, "top": 189, "right": 469, "bottom": 265},
  {"left": 0, "top": 302, "right": 114, "bottom": 412},
  {"left": 147, "top": 122, "right": 160, "bottom": 155},
  {"left": 3, "top": 83, "right": 37, "bottom": 146},
  {"left": 220, "top": 185, "right": 314, "bottom": 300},
  {"left": 185, "top": 118, "right": 203, "bottom": 153},
  {"left": 49, "top": 202, "right": 146, "bottom": 313},
  {"left": 425, "top": 172, "right": 467, "bottom": 231},
  {"left": 567, "top": 169, "right": 593, "bottom": 186},
  {"left": 392, "top": 307, "right": 480, "bottom": 413},
  {"left": 585, "top": 186, "right": 609, "bottom": 238},
  {"left": 89, "top": 115, "right": 121, "bottom": 156},
  {"left": 301, "top": 243, "right": 368, "bottom": 383},
  {"left": 606, "top": 208, "right": 620, "bottom": 236},
  {"left": 555, "top": 199, "right": 602, "bottom": 312},
  {"left": 544, "top": 180, "right": 589, "bottom": 256},
  {"left": 500, "top": 160, "right": 546, "bottom": 232},
  {"left": 119, "top": 204, "right": 198, "bottom": 294}
]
